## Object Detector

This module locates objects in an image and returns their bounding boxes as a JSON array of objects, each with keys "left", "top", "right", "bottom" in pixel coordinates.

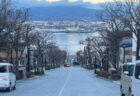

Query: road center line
[{"left": 58, "top": 69, "right": 71, "bottom": 96}]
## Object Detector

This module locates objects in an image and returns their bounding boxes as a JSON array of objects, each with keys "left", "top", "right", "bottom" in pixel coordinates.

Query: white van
[
  {"left": 0, "top": 63, "right": 16, "bottom": 92},
  {"left": 120, "top": 61, "right": 140, "bottom": 96}
]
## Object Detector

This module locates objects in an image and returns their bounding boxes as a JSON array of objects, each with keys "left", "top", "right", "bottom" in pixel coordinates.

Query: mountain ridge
[{"left": 30, "top": 6, "right": 103, "bottom": 21}]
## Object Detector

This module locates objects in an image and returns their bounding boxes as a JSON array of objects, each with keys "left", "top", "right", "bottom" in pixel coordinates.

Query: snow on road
[{"left": 0, "top": 66, "right": 120, "bottom": 96}]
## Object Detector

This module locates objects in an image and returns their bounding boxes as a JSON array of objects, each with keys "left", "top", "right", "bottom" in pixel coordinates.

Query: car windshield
[
  {"left": 135, "top": 65, "right": 140, "bottom": 79},
  {"left": 0, "top": 66, "right": 7, "bottom": 73}
]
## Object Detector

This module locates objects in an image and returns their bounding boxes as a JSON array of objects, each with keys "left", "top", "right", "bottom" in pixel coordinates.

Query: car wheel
[
  {"left": 121, "top": 90, "right": 125, "bottom": 96},
  {"left": 7, "top": 83, "right": 11, "bottom": 92},
  {"left": 121, "top": 93, "right": 125, "bottom": 96},
  {"left": 120, "top": 85, "right": 122, "bottom": 90},
  {"left": 13, "top": 83, "right": 16, "bottom": 90}
]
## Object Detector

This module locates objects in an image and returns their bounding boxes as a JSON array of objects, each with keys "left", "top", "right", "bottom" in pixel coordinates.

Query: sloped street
[{"left": 0, "top": 66, "right": 120, "bottom": 96}]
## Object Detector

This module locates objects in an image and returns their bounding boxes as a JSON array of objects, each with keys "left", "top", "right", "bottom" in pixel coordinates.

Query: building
[
  {"left": 0, "top": 41, "right": 28, "bottom": 79},
  {"left": 119, "top": 31, "right": 133, "bottom": 65},
  {"left": 132, "top": 33, "right": 137, "bottom": 63}
]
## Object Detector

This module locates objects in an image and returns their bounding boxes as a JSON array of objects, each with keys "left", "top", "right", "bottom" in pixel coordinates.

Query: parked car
[
  {"left": 64, "top": 63, "right": 70, "bottom": 67},
  {"left": 66, "top": 64, "right": 70, "bottom": 67},
  {"left": 0, "top": 63, "right": 16, "bottom": 92},
  {"left": 120, "top": 61, "right": 140, "bottom": 96},
  {"left": 73, "top": 62, "right": 79, "bottom": 65}
]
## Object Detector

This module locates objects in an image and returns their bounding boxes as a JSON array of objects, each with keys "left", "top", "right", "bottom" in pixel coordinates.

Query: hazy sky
[
  {"left": 35, "top": 0, "right": 114, "bottom": 4},
  {"left": 19, "top": 0, "right": 115, "bottom": 4},
  {"left": 17, "top": 0, "right": 120, "bottom": 9}
]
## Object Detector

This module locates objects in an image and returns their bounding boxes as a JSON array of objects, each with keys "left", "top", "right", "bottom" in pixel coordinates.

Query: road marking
[{"left": 58, "top": 69, "right": 71, "bottom": 96}]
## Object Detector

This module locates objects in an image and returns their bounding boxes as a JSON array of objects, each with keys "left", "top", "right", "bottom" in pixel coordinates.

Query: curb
[{"left": 95, "top": 74, "right": 120, "bottom": 85}]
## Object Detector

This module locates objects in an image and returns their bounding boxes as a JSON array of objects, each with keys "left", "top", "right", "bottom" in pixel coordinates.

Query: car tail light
[{"left": 7, "top": 66, "right": 9, "bottom": 72}]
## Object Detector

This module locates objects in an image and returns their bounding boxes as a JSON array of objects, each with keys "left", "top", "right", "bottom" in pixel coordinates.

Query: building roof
[{"left": 118, "top": 31, "right": 132, "bottom": 38}]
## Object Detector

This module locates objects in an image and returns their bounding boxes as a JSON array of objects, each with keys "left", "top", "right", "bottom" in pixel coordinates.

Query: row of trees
[
  {"left": 46, "top": 45, "right": 67, "bottom": 69},
  {"left": 0, "top": 0, "right": 32, "bottom": 73},
  {"left": 78, "top": 0, "right": 140, "bottom": 72},
  {"left": 98, "top": 0, "right": 140, "bottom": 70},
  {"left": 0, "top": 0, "right": 67, "bottom": 75}
]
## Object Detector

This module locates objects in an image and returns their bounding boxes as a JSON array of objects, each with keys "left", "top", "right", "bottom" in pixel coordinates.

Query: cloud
[
  {"left": 68, "top": 0, "right": 117, "bottom": 4},
  {"left": 36, "top": 0, "right": 61, "bottom": 2},
  {"left": 35, "top": 0, "right": 123, "bottom": 4},
  {"left": 36, "top": 0, "right": 43, "bottom": 2},
  {"left": 82, "top": 0, "right": 114, "bottom": 4},
  {"left": 68, "top": 0, "right": 79, "bottom": 2},
  {"left": 45, "top": 0, "right": 61, "bottom": 2}
]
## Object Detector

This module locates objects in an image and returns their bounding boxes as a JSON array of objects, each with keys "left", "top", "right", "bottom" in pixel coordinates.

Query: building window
[
  {"left": 125, "top": 50, "right": 131, "bottom": 55},
  {"left": 127, "top": 59, "right": 132, "bottom": 62}
]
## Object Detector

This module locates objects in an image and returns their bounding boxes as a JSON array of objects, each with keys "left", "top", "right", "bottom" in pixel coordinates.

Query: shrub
[
  {"left": 97, "top": 71, "right": 110, "bottom": 78},
  {"left": 16, "top": 73, "right": 24, "bottom": 80},
  {"left": 85, "top": 66, "right": 94, "bottom": 70},
  {"left": 34, "top": 70, "right": 45, "bottom": 76},
  {"left": 26, "top": 72, "right": 33, "bottom": 78},
  {"left": 45, "top": 66, "right": 50, "bottom": 70},
  {"left": 56, "top": 65, "right": 60, "bottom": 68},
  {"left": 110, "top": 73, "right": 121, "bottom": 80}
]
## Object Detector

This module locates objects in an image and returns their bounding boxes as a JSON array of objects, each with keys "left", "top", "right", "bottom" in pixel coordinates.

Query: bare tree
[
  {"left": 0, "top": 0, "right": 32, "bottom": 73},
  {"left": 113, "top": 0, "right": 140, "bottom": 60},
  {"left": 0, "top": 0, "right": 13, "bottom": 38},
  {"left": 8, "top": 9, "right": 30, "bottom": 73},
  {"left": 96, "top": 1, "right": 132, "bottom": 69},
  {"left": 28, "top": 30, "right": 55, "bottom": 72}
]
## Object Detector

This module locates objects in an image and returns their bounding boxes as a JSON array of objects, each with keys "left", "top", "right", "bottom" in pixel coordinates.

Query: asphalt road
[{"left": 0, "top": 66, "right": 120, "bottom": 96}]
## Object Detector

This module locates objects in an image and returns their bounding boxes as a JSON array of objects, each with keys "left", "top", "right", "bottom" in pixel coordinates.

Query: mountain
[
  {"left": 29, "top": 6, "right": 103, "bottom": 21},
  {"left": 18, "top": 0, "right": 102, "bottom": 9}
]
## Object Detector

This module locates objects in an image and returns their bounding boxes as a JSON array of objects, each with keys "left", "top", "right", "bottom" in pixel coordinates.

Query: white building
[
  {"left": 132, "top": 33, "right": 137, "bottom": 63},
  {"left": 119, "top": 32, "right": 133, "bottom": 64}
]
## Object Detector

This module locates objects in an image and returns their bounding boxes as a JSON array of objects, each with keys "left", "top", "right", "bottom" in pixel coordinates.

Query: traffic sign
[{"left": 120, "top": 43, "right": 132, "bottom": 48}]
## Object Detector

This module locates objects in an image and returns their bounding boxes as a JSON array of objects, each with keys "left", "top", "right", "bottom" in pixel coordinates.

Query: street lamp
[
  {"left": 122, "top": 43, "right": 126, "bottom": 64},
  {"left": 135, "top": 22, "right": 140, "bottom": 60}
]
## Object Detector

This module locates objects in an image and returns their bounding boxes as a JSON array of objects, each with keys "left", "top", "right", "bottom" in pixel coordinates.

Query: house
[
  {"left": 0, "top": 41, "right": 27, "bottom": 79},
  {"left": 119, "top": 31, "right": 133, "bottom": 66},
  {"left": 132, "top": 33, "right": 137, "bottom": 63}
]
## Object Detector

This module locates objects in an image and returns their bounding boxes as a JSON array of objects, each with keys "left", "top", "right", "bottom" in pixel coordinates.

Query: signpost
[{"left": 120, "top": 43, "right": 132, "bottom": 63}]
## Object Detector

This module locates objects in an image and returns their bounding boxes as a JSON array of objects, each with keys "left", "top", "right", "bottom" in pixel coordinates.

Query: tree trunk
[
  {"left": 27, "top": 46, "right": 30, "bottom": 72},
  {"left": 15, "top": 46, "right": 19, "bottom": 74}
]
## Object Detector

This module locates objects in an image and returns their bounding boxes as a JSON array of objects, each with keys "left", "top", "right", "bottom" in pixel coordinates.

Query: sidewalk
[
  {"left": 92, "top": 70, "right": 120, "bottom": 85},
  {"left": 16, "top": 67, "right": 63, "bottom": 83},
  {"left": 16, "top": 74, "right": 46, "bottom": 83},
  {"left": 113, "top": 80, "right": 120, "bottom": 85}
]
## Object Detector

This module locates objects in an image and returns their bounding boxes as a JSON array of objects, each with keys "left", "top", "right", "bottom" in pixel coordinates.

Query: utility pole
[
  {"left": 135, "top": 22, "right": 140, "bottom": 60},
  {"left": 121, "top": 43, "right": 126, "bottom": 64},
  {"left": 123, "top": 47, "right": 126, "bottom": 64}
]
